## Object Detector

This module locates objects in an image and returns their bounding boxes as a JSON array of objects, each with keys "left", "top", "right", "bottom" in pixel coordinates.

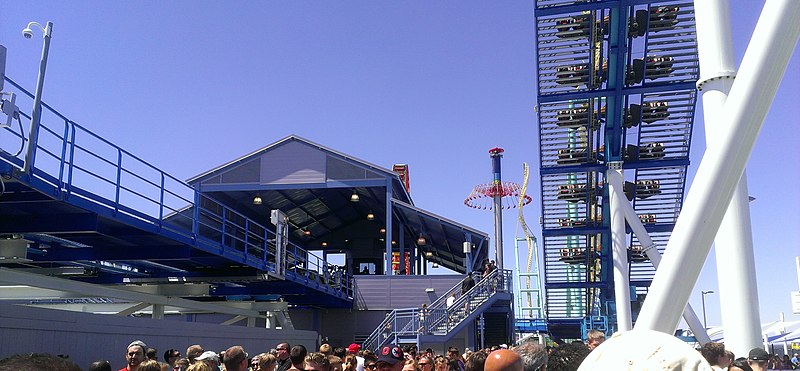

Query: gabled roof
[{"left": 187, "top": 135, "right": 412, "bottom": 204}]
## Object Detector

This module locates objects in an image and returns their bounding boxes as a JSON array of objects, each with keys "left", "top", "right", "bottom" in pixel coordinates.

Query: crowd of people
[{"left": 1, "top": 330, "right": 799, "bottom": 371}]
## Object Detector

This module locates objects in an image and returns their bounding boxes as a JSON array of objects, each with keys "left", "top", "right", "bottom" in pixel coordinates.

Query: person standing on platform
[{"left": 119, "top": 340, "right": 147, "bottom": 371}]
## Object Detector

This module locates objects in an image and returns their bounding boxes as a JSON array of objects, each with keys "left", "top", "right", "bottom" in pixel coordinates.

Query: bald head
[{"left": 484, "top": 350, "right": 523, "bottom": 371}]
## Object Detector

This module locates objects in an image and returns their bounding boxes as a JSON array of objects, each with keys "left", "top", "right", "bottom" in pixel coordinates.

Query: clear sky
[{"left": 1, "top": 1, "right": 798, "bottom": 329}]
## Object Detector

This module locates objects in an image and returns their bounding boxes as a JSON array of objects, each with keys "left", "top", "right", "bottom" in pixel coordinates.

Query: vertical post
[
  {"left": 635, "top": 0, "right": 800, "bottom": 333},
  {"left": 490, "top": 148, "right": 504, "bottom": 270},
  {"left": 385, "top": 179, "right": 393, "bottom": 275},
  {"left": 696, "top": 0, "right": 762, "bottom": 356},
  {"left": 399, "top": 223, "right": 405, "bottom": 274},
  {"left": 22, "top": 22, "right": 53, "bottom": 175},
  {"left": 464, "top": 233, "right": 473, "bottom": 273},
  {"left": 607, "top": 162, "right": 631, "bottom": 331},
  {"left": 152, "top": 304, "right": 164, "bottom": 320}
]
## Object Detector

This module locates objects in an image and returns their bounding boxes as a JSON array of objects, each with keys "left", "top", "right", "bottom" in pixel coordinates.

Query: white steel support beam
[
  {"left": 116, "top": 302, "right": 151, "bottom": 316},
  {"left": 696, "top": 0, "right": 763, "bottom": 357},
  {"left": 618, "top": 191, "right": 711, "bottom": 344},
  {"left": 607, "top": 163, "right": 632, "bottom": 331},
  {"left": 635, "top": 0, "right": 800, "bottom": 334},
  {"left": 0, "top": 267, "right": 266, "bottom": 319}
]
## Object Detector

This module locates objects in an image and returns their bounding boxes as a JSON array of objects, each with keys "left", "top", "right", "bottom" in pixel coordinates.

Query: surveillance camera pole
[{"left": 21, "top": 21, "right": 53, "bottom": 176}]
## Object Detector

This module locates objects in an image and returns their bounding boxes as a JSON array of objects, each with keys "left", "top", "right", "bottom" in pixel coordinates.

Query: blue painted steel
[{"left": 0, "top": 76, "right": 353, "bottom": 305}]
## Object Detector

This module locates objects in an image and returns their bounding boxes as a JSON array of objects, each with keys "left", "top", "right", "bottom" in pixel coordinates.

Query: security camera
[{"left": 22, "top": 28, "right": 34, "bottom": 39}]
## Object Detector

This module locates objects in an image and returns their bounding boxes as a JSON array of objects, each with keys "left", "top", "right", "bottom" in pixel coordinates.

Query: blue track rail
[{"left": 0, "top": 77, "right": 353, "bottom": 306}]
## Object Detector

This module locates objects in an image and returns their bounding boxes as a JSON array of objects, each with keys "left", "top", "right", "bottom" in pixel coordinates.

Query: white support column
[
  {"left": 695, "top": 0, "right": 762, "bottom": 356},
  {"left": 635, "top": 0, "right": 800, "bottom": 334},
  {"left": 152, "top": 304, "right": 165, "bottom": 319},
  {"left": 607, "top": 163, "right": 632, "bottom": 331},
  {"left": 619, "top": 195, "right": 711, "bottom": 344}
]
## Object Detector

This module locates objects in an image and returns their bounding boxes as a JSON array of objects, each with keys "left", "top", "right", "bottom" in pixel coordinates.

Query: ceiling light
[
  {"left": 391, "top": 240, "right": 397, "bottom": 245},
  {"left": 367, "top": 212, "right": 375, "bottom": 220},
  {"left": 380, "top": 228, "right": 386, "bottom": 234},
  {"left": 350, "top": 191, "right": 360, "bottom": 202},
  {"left": 425, "top": 251, "right": 434, "bottom": 258},
  {"left": 417, "top": 235, "right": 427, "bottom": 246},
  {"left": 432, "top": 263, "right": 439, "bottom": 268},
  {"left": 321, "top": 242, "right": 328, "bottom": 247},
  {"left": 253, "top": 195, "right": 263, "bottom": 205},
  {"left": 304, "top": 229, "right": 312, "bottom": 236}
]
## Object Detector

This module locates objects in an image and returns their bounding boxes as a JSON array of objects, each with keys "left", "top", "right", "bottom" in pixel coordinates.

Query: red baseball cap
[{"left": 348, "top": 343, "right": 361, "bottom": 354}]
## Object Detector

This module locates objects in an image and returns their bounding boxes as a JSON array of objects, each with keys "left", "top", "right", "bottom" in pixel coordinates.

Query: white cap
[
  {"left": 196, "top": 351, "right": 219, "bottom": 362},
  {"left": 577, "top": 330, "right": 713, "bottom": 370}
]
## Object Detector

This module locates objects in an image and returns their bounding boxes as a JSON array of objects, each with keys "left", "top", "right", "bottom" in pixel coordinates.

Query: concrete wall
[{"left": 0, "top": 303, "right": 316, "bottom": 370}]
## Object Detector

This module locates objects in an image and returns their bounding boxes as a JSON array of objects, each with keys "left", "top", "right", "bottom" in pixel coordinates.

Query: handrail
[
  {"left": 0, "top": 76, "right": 353, "bottom": 300},
  {"left": 362, "top": 269, "right": 513, "bottom": 351}
]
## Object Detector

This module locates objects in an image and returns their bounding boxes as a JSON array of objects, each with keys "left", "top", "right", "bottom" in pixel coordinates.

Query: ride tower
[{"left": 534, "top": 0, "right": 699, "bottom": 340}]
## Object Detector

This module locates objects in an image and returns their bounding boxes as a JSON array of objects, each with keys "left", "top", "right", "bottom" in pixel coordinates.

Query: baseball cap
[
  {"left": 577, "top": 330, "right": 713, "bottom": 370},
  {"left": 348, "top": 343, "right": 361, "bottom": 354},
  {"left": 748, "top": 348, "right": 769, "bottom": 361},
  {"left": 377, "top": 345, "right": 404, "bottom": 365},
  {"left": 196, "top": 351, "right": 219, "bottom": 362}
]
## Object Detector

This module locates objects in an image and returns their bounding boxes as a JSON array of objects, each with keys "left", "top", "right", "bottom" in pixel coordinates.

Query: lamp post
[
  {"left": 21, "top": 21, "right": 53, "bottom": 175},
  {"left": 701, "top": 290, "right": 715, "bottom": 329}
]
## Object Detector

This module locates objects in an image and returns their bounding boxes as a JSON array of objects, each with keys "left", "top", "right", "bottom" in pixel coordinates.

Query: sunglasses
[
  {"left": 366, "top": 365, "right": 378, "bottom": 369},
  {"left": 419, "top": 363, "right": 430, "bottom": 366}
]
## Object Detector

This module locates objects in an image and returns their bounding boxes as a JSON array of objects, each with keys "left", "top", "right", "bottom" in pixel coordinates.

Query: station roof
[{"left": 187, "top": 135, "right": 489, "bottom": 273}]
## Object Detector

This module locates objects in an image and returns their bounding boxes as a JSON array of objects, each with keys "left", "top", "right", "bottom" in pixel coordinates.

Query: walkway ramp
[{"left": 0, "top": 77, "right": 352, "bottom": 308}]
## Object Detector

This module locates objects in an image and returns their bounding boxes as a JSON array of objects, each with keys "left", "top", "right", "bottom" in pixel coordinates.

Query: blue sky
[{"left": 1, "top": 1, "right": 798, "bottom": 329}]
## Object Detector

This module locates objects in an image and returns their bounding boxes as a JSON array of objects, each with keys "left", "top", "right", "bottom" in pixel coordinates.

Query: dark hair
[
  {"left": 333, "top": 347, "right": 347, "bottom": 359},
  {"left": 447, "top": 359, "right": 461, "bottom": 371},
  {"left": 730, "top": 357, "right": 753, "bottom": 371},
  {"left": 146, "top": 347, "right": 158, "bottom": 361},
  {"left": 545, "top": 343, "right": 590, "bottom": 371},
  {"left": 464, "top": 351, "right": 487, "bottom": 371},
  {"left": 700, "top": 343, "right": 726, "bottom": 366},
  {"left": 0, "top": 353, "right": 82, "bottom": 371},
  {"left": 165, "top": 349, "right": 180, "bottom": 361},
  {"left": 89, "top": 360, "right": 113, "bottom": 371},
  {"left": 291, "top": 345, "right": 308, "bottom": 368}
]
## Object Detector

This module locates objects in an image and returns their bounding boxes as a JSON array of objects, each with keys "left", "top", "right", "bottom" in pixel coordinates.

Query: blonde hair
[
  {"left": 138, "top": 360, "right": 162, "bottom": 371},
  {"left": 186, "top": 362, "right": 213, "bottom": 371}
]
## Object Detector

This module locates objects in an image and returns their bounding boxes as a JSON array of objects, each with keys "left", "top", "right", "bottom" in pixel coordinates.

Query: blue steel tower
[{"left": 534, "top": 0, "right": 699, "bottom": 340}]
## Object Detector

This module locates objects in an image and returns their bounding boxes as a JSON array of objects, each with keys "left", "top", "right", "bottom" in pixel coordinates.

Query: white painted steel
[
  {"left": 608, "top": 165, "right": 632, "bottom": 331},
  {"left": 635, "top": 0, "right": 800, "bottom": 334},
  {"left": 696, "top": 0, "right": 763, "bottom": 356},
  {"left": 617, "top": 183, "right": 711, "bottom": 343}
]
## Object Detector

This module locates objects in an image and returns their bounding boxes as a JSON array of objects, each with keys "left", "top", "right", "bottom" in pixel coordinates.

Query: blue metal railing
[
  {"left": 0, "top": 76, "right": 353, "bottom": 299},
  {"left": 362, "top": 269, "right": 512, "bottom": 350}
]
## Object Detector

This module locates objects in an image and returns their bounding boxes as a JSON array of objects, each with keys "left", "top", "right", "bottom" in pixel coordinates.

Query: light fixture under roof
[
  {"left": 425, "top": 251, "right": 434, "bottom": 258},
  {"left": 321, "top": 242, "right": 328, "bottom": 247},
  {"left": 380, "top": 228, "right": 386, "bottom": 234},
  {"left": 304, "top": 229, "right": 312, "bottom": 236},
  {"left": 253, "top": 195, "right": 263, "bottom": 205},
  {"left": 417, "top": 235, "right": 427, "bottom": 246},
  {"left": 367, "top": 212, "right": 375, "bottom": 220},
  {"left": 350, "top": 191, "right": 360, "bottom": 202}
]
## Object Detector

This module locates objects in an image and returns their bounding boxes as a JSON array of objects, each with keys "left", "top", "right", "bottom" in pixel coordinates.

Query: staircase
[{"left": 362, "top": 269, "right": 513, "bottom": 350}]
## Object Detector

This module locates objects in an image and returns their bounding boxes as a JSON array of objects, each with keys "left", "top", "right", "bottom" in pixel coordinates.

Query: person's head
[
  {"left": 576, "top": 330, "right": 712, "bottom": 371},
  {"left": 139, "top": 360, "right": 162, "bottom": 371},
  {"left": 146, "top": 348, "right": 158, "bottom": 361},
  {"left": 747, "top": 348, "right": 769, "bottom": 370},
  {"left": 186, "top": 345, "right": 205, "bottom": 364},
  {"left": 164, "top": 349, "right": 181, "bottom": 367},
  {"left": 127, "top": 341, "right": 148, "bottom": 368},
  {"left": 175, "top": 358, "right": 190, "bottom": 371},
  {"left": 333, "top": 347, "right": 347, "bottom": 360},
  {"left": 365, "top": 358, "right": 379, "bottom": 371},
  {"left": 729, "top": 357, "right": 754, "bottom": 371},
  {"left": 483, "top": 350, "right": 522, "bottom": 371},
  {"left": 464, "top": 350, "right": 487, "bottom": 371},
  {"left": 320, "top": 344, "right": 333, "bottom": 356},
  {"left": 585, "top": 329, "right": 605, "bottom": 350},
  {"left": 291, "top": 345, "right": 309, "bottom": 369},
  {"left": 377, "top": 345, "right": 405, "bottom": 371},
  {"left": 402, "top": 358, "right": 420, "bottom": 371},
  {"left": 223, "top": 346, "right": 248, "bottom": 371},
  {"left": 256, "top": 353, "right": 277, "bottom": 371},
  {"left": 89, "top": 360, "right": 113, "bottom": 371},
  {"left": 185, "top": 363, "right": 212, "bottom": 371},
  {"left": 434, "top": 356, "right": 448, "bottom": 371},
  {"left": 512, "top": 343, "right": 547, "bottom": 371},
  {"left": 195, "top": 351, "right": 220, "bottom": 368},
  {"left": 447, "top": 347, "right": 460, "bottom": 360},
  {"left": 546, "top": 343, "right": 590, "bottom": 371},
  {"left": 304, "top": 352, "right": 331, "bottom": 371},
  {"left": 277, "top": 343, "right": 291, "bottom": 361},
  {"left": 347, "top": 344, "right": 361, "bottom": 355},
  {"left": 0, "top": 353, "right": 81, "bottom": 371},
  {"left": 700, "top": 342, "right": 727, "bottom": 367},
  {"left": 328, "top": 355, "right": 343, "bottom": 371},
  {"left": 417, "top": 356, "right": 433, "bottom": 371}
]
